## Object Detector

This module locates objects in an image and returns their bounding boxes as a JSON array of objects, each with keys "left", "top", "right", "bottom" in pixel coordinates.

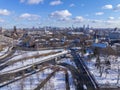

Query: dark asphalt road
[
  {"left": 58, "top": 63, "right": 84, "bottom": 90},
  {"left": 71, "top": 50, "right": 99, "bottom": 90}
]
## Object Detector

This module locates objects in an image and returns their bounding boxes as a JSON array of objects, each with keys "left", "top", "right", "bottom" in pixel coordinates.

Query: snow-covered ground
[
  {"left": 0, "top": 68, "right": 53, "bottom": 90},
  {"left": 0, "top": 50, "right": 68, "bottom": 74},
  {"left": 0, "top": 68, "right": 75, "bottom": 90},
  {"left": 0, "top": 49, "right": 75, "bottom": 90},
  {"left": 84, "top": 54, "right": 120, "bottom": 88},
  {"left": 44, "top": 71, "right": 75, "bottom": 90},
  {"left": 58, "top": 57, "right": 76, "bottom": 68},
  {"left": 0, "top": 47, "right": 9, "bottom": 56}
]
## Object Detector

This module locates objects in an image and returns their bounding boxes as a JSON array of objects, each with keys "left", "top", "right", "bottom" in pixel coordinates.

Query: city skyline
[{"left": 0, "top": 0, "right": 120, "bottom": 28}]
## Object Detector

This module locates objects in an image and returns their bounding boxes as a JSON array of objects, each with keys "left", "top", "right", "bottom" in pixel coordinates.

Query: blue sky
[{"left": 0, "top": 0, "right": 120, "bottom": 28}]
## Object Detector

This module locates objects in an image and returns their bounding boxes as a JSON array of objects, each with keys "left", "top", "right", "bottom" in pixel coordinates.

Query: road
[
  {"left": 0, "top": 50, "right": 68, "bottom": 73},
  {"left": 0, "top": 64, "right": 71, "bottom": 90},
  {"left": 58, "top": 63, "right": 84, "bottom": 90},
  {"left": 0, "top": 51, "right": 59, "bottom": 71},
  {"left": 0, "top": 47, "right": 15, "bottom": 64},
  {"left": 0, "top": 48, "right": 99, "bottom": 90},
  {"left": 65, "top": 71, "right": 70, "bottom": 90},
  {"left": 0, "top": 65, "right": 50, "bottom": 88},
  {"left": 71, "top": 49, "right": 99, "bottom": 90}
]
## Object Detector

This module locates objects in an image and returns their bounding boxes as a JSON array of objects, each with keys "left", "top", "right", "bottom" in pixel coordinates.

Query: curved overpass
[{"left": 0, "top": 47, "right": 15, "bottom": 63}]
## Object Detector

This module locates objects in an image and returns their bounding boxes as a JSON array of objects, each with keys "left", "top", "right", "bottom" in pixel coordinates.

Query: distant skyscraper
[
  {"left": 72, "top": 25, "right": 74, "bottom": 30},
  {"left": 14, "top": 26, "right": 16, "bottom": 31},
  {"left": 114, "top": 27, "right": 117, "bottom": 31},
  {"left": 83, "top": 25, "right": 85, "bottom": 30},
  {"left": 0, "top": 27, "right": 2, "bottom": 34},
  {"left": 87, "top": 24, "right": 89, "bottom": 30},
  {"left": 44, "top": 27, "right": 47, "bottom": 33}
]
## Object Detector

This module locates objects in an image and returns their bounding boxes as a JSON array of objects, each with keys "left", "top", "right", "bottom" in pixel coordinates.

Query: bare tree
[
  {"left": 117, "top": 64, "right": 120, "bottom": 84},
  {"left": 94, "top": 46, "right": 118, "bottom": 77}
]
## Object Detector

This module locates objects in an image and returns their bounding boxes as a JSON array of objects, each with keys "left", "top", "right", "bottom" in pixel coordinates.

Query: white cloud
[
  {"left": 87, "top": 19, "right": 120, "bottom": 27},
  {"left": 91, "top": 20, "right": 103, "bottom": 23},
  {"left": 0, "top": 18, "right": 4, "bottom": 22},
  {"left": 20, "top": 0, "right": 25, "bottom": 3},
  {"left": 20, "top": 0, "right": 43, "bottom": 4},
  {"left": 70, "top": 4, "right": 75, "bottom": 7},
  {"left": 114, "top": 4, "right": 120, "bottom": 11},
  {"left": 105, "top": 20, "right": 115, "bottom": 24},
  {"left": 20, "top": 13, "right": 40, "bottom": 20},
  {"left": 0, "top": 9, "right": 11, "bottom": 16},
  {"left": 90, "top": 18, "right": 116, "bottom": 25},
  {"left": 108, "top": 17, "right": 114, "bottom": 20},
  {"left": 95, "top": 12, "right": 104, "bottom": 15},
  {"left": 20, "top": 13, "right": 31, "bottom": 18},
  {"left": 104, "top": 20, "right": 120, "bottom": 25},
  {"left": 73, "top": 16, "right": 84, "bottom": 23},
  {"left": 50, "top": 10, "right": 72, "bottom": 19},
  {"left": 50, "top": 0, "right": 62, "bottom": 6},
  {"left": 102, "top": 5, "right": 113, "bottom": 9},
  {"left": 58, "top": 17, "right": 71, "bottom": 21},
  {"left": 28, "top": 0, "right": 43, "bottom": 4}
]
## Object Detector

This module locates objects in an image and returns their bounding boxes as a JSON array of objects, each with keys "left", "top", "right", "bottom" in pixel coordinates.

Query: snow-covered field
[
  {"left": 0, "top": 50, "right": 68, "bottom": 74},
  {"left": 0, "top": 68, "right": 75, "bottom": 90},
  {"left": 0, "top": 49, "right": 76, "bottom": 90},
  {"left": 0, "top": 68, "right": 53, "bottom": 90},
  {"left": 47, "top": 71, "right": 75, "bottom": 90},
  {"left": 84, "top": 55, "right": 120, "bottom": 88}
]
